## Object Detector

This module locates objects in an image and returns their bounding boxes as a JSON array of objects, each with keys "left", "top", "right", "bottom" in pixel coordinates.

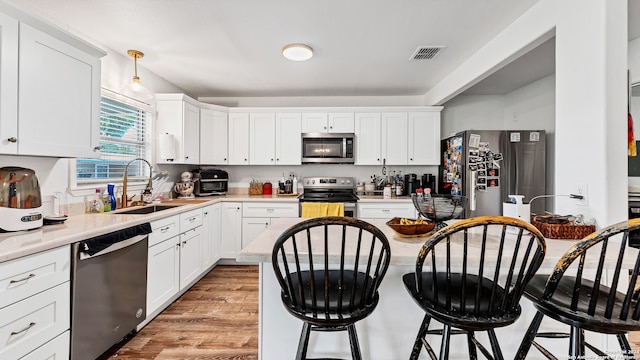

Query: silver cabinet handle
[
  {"left": 11, "top": 322, "right": 36, "bottom": 336},
  {"left": 7, "top": 137, "right": 16, "bottom": 143},
  {"left": 188, "top": 217, "right": 196, "bottom": 223},
  {"left": 382, "top": 209, "right": 391, "bottom": 213},
  {"left": 160, "top": 226, "right": 170, "bottom": 233},
  {"left": 10, "top": 273, "right": 35, "bottom": 284},
  {"left": 267, "top": 208, "right": 275, "bottom": 213},
  {"left": 93, "top": 146, "right": 100, "bottom": 151},
  {"left": 204, "top": 211, "right": 209, "bottom": 216}
]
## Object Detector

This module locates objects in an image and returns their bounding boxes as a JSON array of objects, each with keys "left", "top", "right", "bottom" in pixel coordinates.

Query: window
[{"left": 76, "top": 93, "right": 151, "bottom": 184}]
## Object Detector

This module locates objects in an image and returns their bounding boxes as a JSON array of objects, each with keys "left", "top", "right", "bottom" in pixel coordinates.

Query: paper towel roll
[{"left": 158, "top": 133, "right": 177, "bottom": 161}]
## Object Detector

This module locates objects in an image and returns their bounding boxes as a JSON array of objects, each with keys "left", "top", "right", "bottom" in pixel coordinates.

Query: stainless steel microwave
[{"left": 301, "top": 133, "right": 355, "bottom": 164}]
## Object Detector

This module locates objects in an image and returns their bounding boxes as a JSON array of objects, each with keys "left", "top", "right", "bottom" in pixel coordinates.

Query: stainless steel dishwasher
[{"left": 70, "top": 223, "right": 151, "bottom": 360}]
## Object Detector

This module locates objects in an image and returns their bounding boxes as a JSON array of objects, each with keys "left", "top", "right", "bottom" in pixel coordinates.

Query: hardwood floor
[{"left": 107, "top": 265, "right": 259, "bottom": 360}]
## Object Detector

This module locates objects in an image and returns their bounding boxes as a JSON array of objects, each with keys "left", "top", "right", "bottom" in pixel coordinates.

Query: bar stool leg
[
  {"left": 347, "top": 324, "right": 363, "bottom": 360},
  {"left": 515, "top": 311, "right": 545, "bottom": 360},
  {"left": 487, "top": 329, "right": 504, "bottom": 360},
  {"left": 616, "top": 333, "right": 636, "bottom": 360},
  {"left": 466, "top": 331, "right": 478, "bottom": 360},
  {"left": 439, "top": 324, "right": 452, "bottom": 360},
  {"left": 410, "top": 314, "right": 432, "bottom": 360},
  {"left": 569, "top": 326, "right": 585, "bottom": 358},
  {"left": 296, "top": 322, "right": 312, "bottom": 360}
]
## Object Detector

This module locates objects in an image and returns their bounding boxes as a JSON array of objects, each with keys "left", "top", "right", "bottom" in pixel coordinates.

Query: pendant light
[{"left": 121, "top": 49, "right": 155, "bottom": 102}]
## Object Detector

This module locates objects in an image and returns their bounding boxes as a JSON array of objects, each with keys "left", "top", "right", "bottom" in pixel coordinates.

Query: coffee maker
[
  {"left": 422, "top": 174, "right": 436, "bottom": 195},
  {"left": 403, "top": 173, "right": 421, "bottom": 196}
]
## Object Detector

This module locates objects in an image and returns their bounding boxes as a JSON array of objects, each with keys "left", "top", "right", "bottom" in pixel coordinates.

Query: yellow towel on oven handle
[{"left": 301, "top": 203, "right": 344, "bottom": 218}]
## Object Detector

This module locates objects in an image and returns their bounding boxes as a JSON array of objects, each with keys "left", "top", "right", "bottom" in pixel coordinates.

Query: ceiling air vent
[{"left": 410, "top": 46, "right": 446, "bottom": 61}]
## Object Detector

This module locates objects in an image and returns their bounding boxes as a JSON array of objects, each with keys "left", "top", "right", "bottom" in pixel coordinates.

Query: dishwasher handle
[
  {"left": 79, "top": 233, "right": 148, "bottom": 260},
  {"left": 78, "top": 223, "right": 152, "bottom": 258}
]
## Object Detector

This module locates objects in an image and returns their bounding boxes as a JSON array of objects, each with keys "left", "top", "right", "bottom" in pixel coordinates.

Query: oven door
[
  {"left": 298, "top": 201, "right": 357, "bottom": 218},
  {"left": 196, "top": 179, "right": 227, "bottom": 196}
]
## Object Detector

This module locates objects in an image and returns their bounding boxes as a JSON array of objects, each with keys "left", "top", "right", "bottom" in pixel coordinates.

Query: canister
[{"left": 263, "top": 182, "right": 272, "bottom": 195}]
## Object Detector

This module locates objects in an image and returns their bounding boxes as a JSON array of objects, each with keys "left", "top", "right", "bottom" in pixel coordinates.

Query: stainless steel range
[
  {"left": 630, "top": 190, "right": 640, "bottom": 219},
  {"left": 298, "top": 176, "right": 358, "bottom": 217}
]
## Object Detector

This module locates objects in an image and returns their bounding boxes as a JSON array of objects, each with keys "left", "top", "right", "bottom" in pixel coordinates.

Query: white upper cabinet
[
  {"left": 0, "top": 13, "right": 18, "bottom": 155},
  {"left": 156, "top": 94, "right": 200, "bottom": 164},
  {"left": 408, "top": 111, "right": 441, "bottom": 165},
  {"left": 249, "top": 113, "right": 276, "bottom": 165},
  {"left": 275, "top": 113, "right": 301, "bottom": 165},
  {"left": 6, "top": 16, "right": 104, "bottom": 158},
  {"left": 228, "top": 112, "right": 250, "bottom": 165},
  {"left": 381, "top": 112, "right": 408, "bottom": 165},
  {"left": 200, "top": 108, "right": 228, "bottom": 165},
  {"left": 355, "top": 112, "right": 382, "bottom": 165},
  {"left": 301, "top": 112, "right": 354, "bottom": 133}
]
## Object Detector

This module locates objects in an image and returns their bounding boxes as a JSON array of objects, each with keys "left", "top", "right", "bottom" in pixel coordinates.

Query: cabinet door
[
  {"left": 221, "top": 202, "right": 242, "bottom": 258},
  {"left": 18, "top": 23, "right": 101, "bottom": 158},
  {"left": 179, "top": 226, "right": 203, "bottom": 290},
  {"left": 242, "top": 217, "right": 270, "bottom": 248},
  {"left": 301, "top": 112, "right": 328, "bottom": 133},
  {"left": 182, "top": 101, "right": 200, "bottom": 164},
  {"left": 200, "top": 109, "right": 228, "bottom": 164},
  {"left": 328, "top": 112, "right": 355, "bottom": 133},
  {"left": 0, "top": 13, "right": 18, "bottom": 154},
  {"left": 382, "top": 112, "right": 408, "bottom": 165},
  {"left": 355, "top": 112, "right": 381, "bottom": 165},
  {"left": 408, "top": 112, "right": 441, "bottom": 165},
  {"left": 228, "top": 113, "right": 250, "bottom": 165},
  {"left": 202, "top": 203, "right": 221, "bottom": 269},
  {"left": 275, "top": 113, "right": 302, "bottom": 165},
  {"left": 147, "top": 237, "right": 180, "bottom": 314},
  {"left": 250, "top": 113, "right": 276, "bottom": 165}
]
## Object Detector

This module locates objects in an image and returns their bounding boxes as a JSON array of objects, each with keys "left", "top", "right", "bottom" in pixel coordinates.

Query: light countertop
[{"left": 237, "top": 217, "right": 619, "bottom": 271}]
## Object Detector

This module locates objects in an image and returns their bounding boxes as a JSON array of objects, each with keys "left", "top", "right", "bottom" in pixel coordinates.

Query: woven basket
[{"left": 531, "top": 215, "right": 595, "bottom": 239}]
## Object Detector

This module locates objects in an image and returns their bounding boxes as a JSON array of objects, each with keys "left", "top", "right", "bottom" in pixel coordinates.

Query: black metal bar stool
[
  {"left": 402, "top": 216, "right": 546, "bottom": 359},
  {"left": 515, "top": 218, "right": 640, "bottom": 360},
  {"left": 271, "top": 216, "right": 391, "bottom": 360}
]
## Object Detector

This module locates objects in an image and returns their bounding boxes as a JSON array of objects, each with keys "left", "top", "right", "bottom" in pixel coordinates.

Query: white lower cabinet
[
  {"left": 0, "top": 245, "right": 70, "bottom": 360},
  {"left": 179, "top": 226, "right": 203, "bottom": 290},
  {"left": 21, "top": 330, "right": 69, "bottom": 360},
  {"left": 202, "top": 203, "right": 222, "bottom": 269},
  {"left": 357, "top": 202, "right": 416, "bottom": 219},
  {"left": 242, "top": 202, "right": 298, "bottom": 248},
  {"left": 221, "top": 202, "right": 243, "bottom": 259}
]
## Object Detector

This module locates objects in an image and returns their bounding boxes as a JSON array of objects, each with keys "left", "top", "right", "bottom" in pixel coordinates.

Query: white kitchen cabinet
[
  {"left": 21, "top": 331, "right": 69, "bottom": 360},
  {"left": 18, "top": 23, "right": 103, "bottom": 158},
  {"left": 202, "top": 203, "right": 222, "bottom": 269},
  {"left": 0, "top": 12, "right": 18, "bottom": 155},
  {"left": 241, "top": 202, "right": 298, "bottom": 248},
  {"left": 146, "top": 233, "right": 180, "bottom": 315},
  {"left": 0, "top": 245, "right": 71, "bottom": 360},
  {"left": 221, "top": 202, "right": 243, "bottom": 259},
  {"left": 381, "top": 112, "right": 408, "bottom": 165},
  {"left": 179, "top": 225, "right": 203, "bottom": 290},
  {"left": 250, "top": 112, "right": 276, "bottom": 165},
  {"left": 228, "top": 113, "right": 250, "bottom": 165},
  {"left": 357, "top": 202, "right": 416, "bottom": 219},
  {"left": 408, "top": 111, "right": 441, "bottom": 165},
  {"left": 301, "top": 112, "right": 354, "bottom": 133},
  {"left": 275, "top": 113, "right": 302, "bottom": 165},
  {"left": 156, "top": 94, "right": 200, "bottom": 164},
  {"left": 200, "top": 108, "right": 228, "bottom": 165},
  {"left": 355, "top": 112, "right": 382, "bottom": 165}
]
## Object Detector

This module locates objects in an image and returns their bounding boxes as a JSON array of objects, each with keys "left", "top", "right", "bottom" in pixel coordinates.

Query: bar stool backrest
[
  {"left": 272, "top": 216, "right": 391, "bottom": 323},
  {"left": 413, "top": 216, "right": 546, "bottom": 319},
  {"left": 542, "top": 218, "right": 640, "bottom": 322}
]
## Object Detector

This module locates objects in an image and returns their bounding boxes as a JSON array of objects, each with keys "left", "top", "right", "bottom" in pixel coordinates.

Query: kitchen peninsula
[{"left": 237, "top": 217, "right": 632, "bottom": 360}]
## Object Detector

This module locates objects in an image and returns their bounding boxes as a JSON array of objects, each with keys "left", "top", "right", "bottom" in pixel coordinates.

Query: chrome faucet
[{"left": 121, "top": 158, "right": 153, "bottom": 208}]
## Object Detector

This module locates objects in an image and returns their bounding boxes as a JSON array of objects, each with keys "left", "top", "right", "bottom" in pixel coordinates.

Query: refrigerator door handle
[{"left": 469, "top": 170, "right": 477, "bottom": 211}]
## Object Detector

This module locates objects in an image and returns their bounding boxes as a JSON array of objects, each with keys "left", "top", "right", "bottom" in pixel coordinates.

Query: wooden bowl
[{"left": 386, "top": 217, "right": 435, "bottom": 237}]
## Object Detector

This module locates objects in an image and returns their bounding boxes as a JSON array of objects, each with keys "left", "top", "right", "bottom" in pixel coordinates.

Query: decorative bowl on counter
[{"left": 386, "top": 217, "right": 435, "bottom": 237}]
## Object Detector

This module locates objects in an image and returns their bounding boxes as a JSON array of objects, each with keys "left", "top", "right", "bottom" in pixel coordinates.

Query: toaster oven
[{"left": 192, "top": 169, "right": 228, "bottom": 196}]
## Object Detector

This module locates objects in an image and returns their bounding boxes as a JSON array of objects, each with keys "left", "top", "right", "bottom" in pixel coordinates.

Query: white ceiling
[{"left": 9, "top": 0, "right": 640, "bottom": 99}]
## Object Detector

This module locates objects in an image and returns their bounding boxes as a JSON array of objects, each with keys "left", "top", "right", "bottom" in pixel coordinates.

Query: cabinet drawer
[
  {"left": 242, "top": 202, "right": 298, "bottom": 218},
  {"left": 21, "top": 330, "right": 69, "bottom": 360},
  {"left": 0, "top": 282, "right": 70, "bottom": 360},
  {"left": 180, "top": 208, "right": 203, "bottom": 231},
  {"left": 0, "top": 246, "right": 69, "bottom": 309},
  {"left": 149, "top": 215, "right": 180, "bottom": 247},
  {"left": 357, "top": 203, "right": 416, "bottom": 219}
]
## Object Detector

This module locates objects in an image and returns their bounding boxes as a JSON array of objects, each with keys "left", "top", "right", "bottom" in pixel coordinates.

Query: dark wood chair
[
  {"left": 271, "top": 216, "right": 391, "bottom": 360},
  {"left": 515, "top": 218, "right": 640, "bottom": 360},
  {"left": 402, "top": 216, "right": 546, "bottom": 360}
]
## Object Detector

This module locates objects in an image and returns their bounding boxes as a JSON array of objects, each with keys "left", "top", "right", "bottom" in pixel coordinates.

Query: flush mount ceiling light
[
  {"left": 121, "top": 49, "right": 155, "bottom": 102},
  {"left": 282, "top": 43, "right": 313, "bottom": 61}
]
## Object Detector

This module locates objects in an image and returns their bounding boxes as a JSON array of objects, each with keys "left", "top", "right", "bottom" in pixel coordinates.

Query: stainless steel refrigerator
[{"left": 439, "top": 130, "right": 546, "bottom": 217}]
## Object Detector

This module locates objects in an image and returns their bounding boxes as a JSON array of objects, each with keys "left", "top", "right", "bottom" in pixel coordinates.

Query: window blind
[{"left": 76, "top": 96, "right": 151, "bottom": 182}]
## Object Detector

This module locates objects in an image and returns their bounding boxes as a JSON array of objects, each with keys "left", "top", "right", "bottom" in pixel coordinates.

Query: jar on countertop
[{"left": 263, "top": 182, "right": 272, "bottom": 195}]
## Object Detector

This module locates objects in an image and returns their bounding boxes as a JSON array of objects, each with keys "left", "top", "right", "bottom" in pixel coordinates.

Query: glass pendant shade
[{"left": 121, "top": 50, "right": 155, "bottom": 102}]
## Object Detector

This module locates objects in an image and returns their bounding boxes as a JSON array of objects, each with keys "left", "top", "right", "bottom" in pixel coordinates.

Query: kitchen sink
[{"left": 114, "top": 204, "right": 181, "bottom": 215}]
